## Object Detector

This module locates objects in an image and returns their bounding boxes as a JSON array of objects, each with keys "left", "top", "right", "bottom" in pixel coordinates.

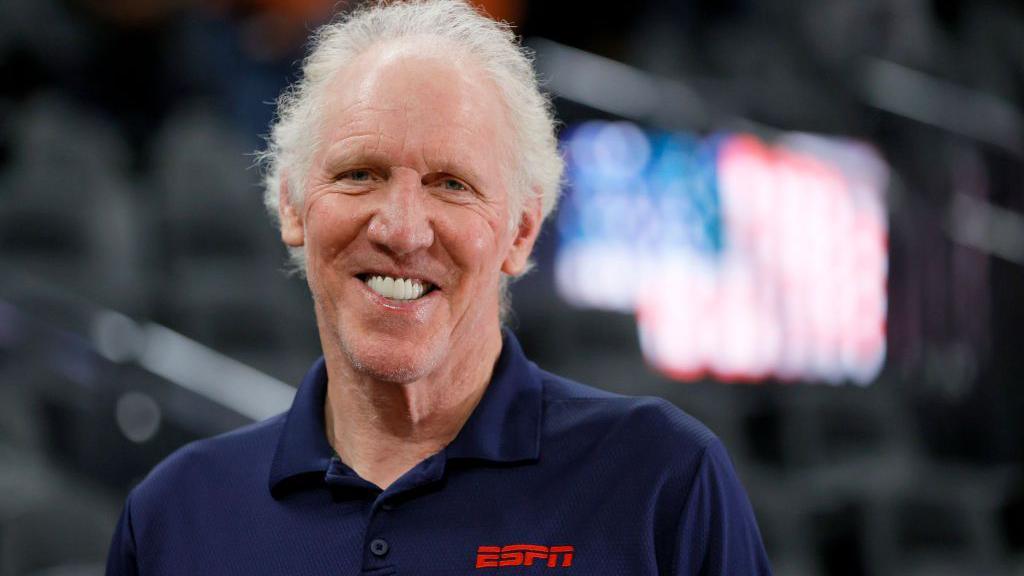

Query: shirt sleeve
[
  {"left": 106, "top": 492, "right": 140, "bottom": 576},
  {"left": 673, "top": 439, "right": 772, "bottom": 576}
]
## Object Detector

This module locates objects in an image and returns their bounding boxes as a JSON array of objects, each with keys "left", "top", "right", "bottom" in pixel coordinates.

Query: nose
[{"left": 366, "top": 170, "right": 435, "bottom": 257}]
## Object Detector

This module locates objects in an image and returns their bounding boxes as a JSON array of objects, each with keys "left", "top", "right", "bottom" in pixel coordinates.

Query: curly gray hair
[{"left": 258, "top": 0, "right": 563, "bottom": 277}]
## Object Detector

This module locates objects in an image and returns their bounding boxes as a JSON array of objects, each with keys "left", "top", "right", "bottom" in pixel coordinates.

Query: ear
[
  {"left": 278, "top": 174, "right": 305, "bottom": 247},
  {"left": 501, "top": 192, "right": 543, "bottom": 276}
]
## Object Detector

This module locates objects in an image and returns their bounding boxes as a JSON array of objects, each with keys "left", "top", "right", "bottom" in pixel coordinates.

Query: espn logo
[{"left": 475, "top": 544, "right": 575, "bottom": 568}]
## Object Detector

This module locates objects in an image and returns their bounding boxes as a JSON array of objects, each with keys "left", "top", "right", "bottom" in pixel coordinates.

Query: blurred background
[{"left": 1, "top": 0, "right": 1022, "bottom": 574}]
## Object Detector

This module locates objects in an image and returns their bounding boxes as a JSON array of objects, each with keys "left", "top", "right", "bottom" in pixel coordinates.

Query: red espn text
[{"left": 475, "top": 545, "right": 575, "bottom": 568}]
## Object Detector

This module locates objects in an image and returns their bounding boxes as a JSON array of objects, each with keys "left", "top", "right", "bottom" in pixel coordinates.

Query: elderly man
[{"left": 107, "top": 1, "right": 771, "bottom": 574}]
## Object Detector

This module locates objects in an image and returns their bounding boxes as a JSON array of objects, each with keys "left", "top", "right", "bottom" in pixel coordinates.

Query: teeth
[{"left": 365, "top": 275, "right": 430, "bottom": 301}]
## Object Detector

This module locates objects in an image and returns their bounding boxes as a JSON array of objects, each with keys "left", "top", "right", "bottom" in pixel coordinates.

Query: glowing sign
[{"left": 556, "top": 122, "right": 888, "bottom": 385}]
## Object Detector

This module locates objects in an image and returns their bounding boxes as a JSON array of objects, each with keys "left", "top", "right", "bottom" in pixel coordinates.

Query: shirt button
[{"left": 370, "top": 538, "right": 390, "bottom": 557}]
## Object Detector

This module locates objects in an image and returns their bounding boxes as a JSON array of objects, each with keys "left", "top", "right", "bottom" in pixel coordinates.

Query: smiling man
[
  {"left": 106, "top": 1, "right": 772, "bottom": 574},
  {"left": 279, "top": 35, "right": 541, "bottom": 490}
]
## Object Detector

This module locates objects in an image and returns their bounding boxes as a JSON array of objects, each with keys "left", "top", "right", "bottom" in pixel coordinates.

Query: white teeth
[{"left": 365, "top": 275, "right": 429, "bottom": 301}]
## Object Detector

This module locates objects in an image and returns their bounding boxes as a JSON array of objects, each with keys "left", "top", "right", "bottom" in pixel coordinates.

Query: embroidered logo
[{"left": 475, "top": 544, "right": 575, "bottom": 568}]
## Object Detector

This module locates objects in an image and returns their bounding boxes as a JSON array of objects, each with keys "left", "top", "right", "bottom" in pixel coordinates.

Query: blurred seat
[
  {"left": 0, "top": 93, "right": 145, "bottom": 315},
  {"left": 149, "top": 105, "right": 316, "bottom": 379},
  {"left": 0, "top": 445, "right": 116, "bottom": 576},
  {"left": 0, "top": 497, "right": 113, "bottom": 576},
  {"left": 150, "top": 105, "right": 277, "bottom": 267},
  {"left": 24, "top": 564, "right": 105, "bottom": 576}
]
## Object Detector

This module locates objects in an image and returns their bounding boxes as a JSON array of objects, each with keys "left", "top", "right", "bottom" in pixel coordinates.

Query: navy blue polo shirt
[{"left": 106, "top": 331, "right": 771, "bottom": 575}]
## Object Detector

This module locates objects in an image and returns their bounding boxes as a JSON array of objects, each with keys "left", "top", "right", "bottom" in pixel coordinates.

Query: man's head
[
  {"left": 260, "top": 0, "right": 563, "bottom": 383},
  {"left": 261, "top": 0, "right": 563, "bottom": 274}
]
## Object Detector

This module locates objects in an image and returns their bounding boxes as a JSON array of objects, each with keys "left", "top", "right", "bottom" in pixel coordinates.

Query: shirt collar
[
  {"left": 268, "top": 356, "right": 335, "bottom": 497},
  {"left": 268, "top": 329, "right": 543, "bottom": 496},
  {"left": 443, "top": 329, "right": 542, "bottom": 462}
]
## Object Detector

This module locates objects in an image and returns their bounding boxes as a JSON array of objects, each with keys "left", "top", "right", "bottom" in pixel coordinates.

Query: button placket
[{"left": 363, "top": 500, "right": 396, "bottom": 571}]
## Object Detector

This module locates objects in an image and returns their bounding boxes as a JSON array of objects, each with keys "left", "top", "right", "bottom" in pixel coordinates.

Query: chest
[{"left": 140, "top": 466, "right": 670, "bottom": 576}]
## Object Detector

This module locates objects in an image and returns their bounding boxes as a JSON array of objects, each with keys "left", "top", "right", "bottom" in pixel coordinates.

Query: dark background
[{"left": 1, "top": 0, "right": 1022, "bottom": 574}]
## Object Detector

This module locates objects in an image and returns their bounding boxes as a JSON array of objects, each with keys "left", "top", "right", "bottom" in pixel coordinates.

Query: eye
[
  {"left": 442, "top": 178, "right": 467, "bottom": 191},
  {"left": 340, "top": 169, "right": 374, "bottom": 182}
]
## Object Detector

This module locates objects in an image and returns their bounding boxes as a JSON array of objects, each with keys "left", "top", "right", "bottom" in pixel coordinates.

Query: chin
[{"left": 339, "top": 332, "right": 448, "bottom": 384}]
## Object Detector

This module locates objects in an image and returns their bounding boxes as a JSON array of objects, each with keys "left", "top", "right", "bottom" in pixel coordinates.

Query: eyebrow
[
  {"left": 320, "top": 137, "right": 490, "bottom": 187},
  {"left": 427, "top": 158, "right": 487, "bottom": 186}
]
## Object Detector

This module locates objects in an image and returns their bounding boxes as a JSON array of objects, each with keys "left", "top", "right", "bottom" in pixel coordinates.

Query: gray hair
[{"left": 258, "top": 0, "right": 563, "bottom": 275}]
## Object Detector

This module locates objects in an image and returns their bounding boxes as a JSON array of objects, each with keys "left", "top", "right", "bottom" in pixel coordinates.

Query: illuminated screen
[{"left": 556, "top": 122, "right": 889, "bottom": 385}]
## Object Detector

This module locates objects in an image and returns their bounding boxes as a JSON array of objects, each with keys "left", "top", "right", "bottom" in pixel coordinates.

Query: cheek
[
  {"left": 471, "top": 233, "right": 488, "bottom": 255},
  {"left": 446, "top": 215, "right": 511, "bottom": 277},
  {"left": 304, "top": 195, "right": 363, "bottom": 260}
]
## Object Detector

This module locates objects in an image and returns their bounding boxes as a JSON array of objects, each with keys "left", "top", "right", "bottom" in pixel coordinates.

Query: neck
[{"left": 322, "top": 327, "right": 504, "bottom": 490}]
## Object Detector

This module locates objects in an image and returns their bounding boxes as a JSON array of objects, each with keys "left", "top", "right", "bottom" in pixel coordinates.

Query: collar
[
  {"left": 268, "top": 328, "right": 543, "bottom": 497},
  {"left": 444, "top": 329, "right": 543, "bottom": 462},
  {"left": 268, "top": 356, "right": 334, "bottom": 497}
]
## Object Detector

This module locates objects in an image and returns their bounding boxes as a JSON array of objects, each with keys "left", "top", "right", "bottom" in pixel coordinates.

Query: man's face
[{"left": 280, "top": 42, "right": 539, "bottom": 384}]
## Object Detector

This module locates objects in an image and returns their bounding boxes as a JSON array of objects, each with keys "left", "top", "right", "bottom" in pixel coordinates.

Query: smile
[{"left": 360, "top": 274, "right": 436, "bottom": 301}]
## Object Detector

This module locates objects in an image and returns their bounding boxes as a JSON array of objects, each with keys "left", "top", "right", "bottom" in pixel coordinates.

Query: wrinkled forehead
[{"left": 316, "top": 38, "right": 511, "bottom": 155}]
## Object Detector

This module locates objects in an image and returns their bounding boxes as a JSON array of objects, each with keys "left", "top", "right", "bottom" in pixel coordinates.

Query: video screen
[{"left": 556, "top": 122, "right": 889, "bottom": 384}]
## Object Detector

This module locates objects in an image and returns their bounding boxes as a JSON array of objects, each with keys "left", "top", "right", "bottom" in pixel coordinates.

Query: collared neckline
[
  {"left": 268, "top": 329, "right": 543, "bottom": 497},
  {"left": 443, "top": 329, "right": 542, "bottom": 462},
  {"left": 268, "top": 356, "right": 334, "bottom": 497}
]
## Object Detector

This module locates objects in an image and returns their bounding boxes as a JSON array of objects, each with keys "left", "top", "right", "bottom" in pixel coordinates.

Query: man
[{"left": 107, "top": 1, "right": 772, "bottom": 574}]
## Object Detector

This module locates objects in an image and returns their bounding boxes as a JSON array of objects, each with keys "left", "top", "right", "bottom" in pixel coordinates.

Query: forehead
[{"left": 317, "top": 40, "right": 511, "bottom": 172}]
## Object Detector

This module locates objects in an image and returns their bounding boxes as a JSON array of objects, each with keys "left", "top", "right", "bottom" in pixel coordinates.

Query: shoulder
[
  {"left": 536, "top": 366, "right": 718, "bottom": 461},
  {"left": 129, "top": 414, "right": 285, "bottom": 510}
]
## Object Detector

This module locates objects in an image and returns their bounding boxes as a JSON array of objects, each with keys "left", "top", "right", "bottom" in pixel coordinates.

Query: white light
[
  {"left": 138, "top": 323, "right": 295, "bottom": 421},
  {"left": 116, "top": 391, "right": 161, "bottom": 444},
  {"left": 92, "top": 310, "right": 143, "bottom": 363},
  {"left": 948, "top": 192, "right": 1024, "bottom": 264}
]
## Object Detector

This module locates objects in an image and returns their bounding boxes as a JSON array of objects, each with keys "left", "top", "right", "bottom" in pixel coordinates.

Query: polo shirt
[{"left": 106, "top": 330, "right": 772, "bottom": 575}]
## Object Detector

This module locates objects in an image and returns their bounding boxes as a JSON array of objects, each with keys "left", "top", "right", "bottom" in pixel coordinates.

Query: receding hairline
[
  {"left": 338, "top": 33, "right": 484, "bottom": 75},
  {"left": 316, "top": 34, "right": 514, "bottom": 130},
  {"left": 302, "top": 34, "right": 523, "bottom": 207}
]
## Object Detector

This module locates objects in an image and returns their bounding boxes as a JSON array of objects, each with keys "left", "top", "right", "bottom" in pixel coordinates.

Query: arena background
[{"left": 1, "top": 0, "right": 1022, "bottom": 574}]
